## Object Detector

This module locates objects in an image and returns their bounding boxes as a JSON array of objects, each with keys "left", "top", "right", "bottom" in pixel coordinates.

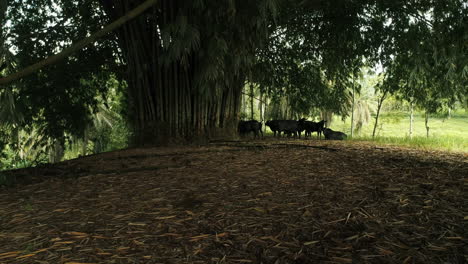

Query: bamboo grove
[
  {"left": 98, "top": 0, "right": 276, "bottom": 144},
  {"left": 0, "top": 0, "right": 466, "bottom": 148}
]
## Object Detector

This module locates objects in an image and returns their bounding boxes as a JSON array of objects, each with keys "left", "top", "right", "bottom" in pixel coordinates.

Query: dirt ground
[{"left": 0, "top": 139, "right": 466, "bottom": 264}]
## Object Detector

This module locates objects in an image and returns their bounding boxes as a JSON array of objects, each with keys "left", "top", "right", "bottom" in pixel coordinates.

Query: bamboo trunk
[
  {"left": 372, "top": 90, "right": 387, "bottom": 139},
  {"left": 425, "top": 111, "right": 430, "bottom": 138},
  {"left": 350, "top": 78, "right": 355, "bottom": 137},
  {"left": 250, "top": 84, "right": 254, "bottom": 120},
  {"left": 409, "top": 101, "right": 414, "bottom": 139},
  {"left": 103, "top": 0, "right": 246, "bottom": 145}
]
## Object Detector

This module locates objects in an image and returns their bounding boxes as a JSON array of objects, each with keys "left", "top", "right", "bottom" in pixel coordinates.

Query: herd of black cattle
[{"left": 238, "top": 119, "right": 347, "bottom": 140}]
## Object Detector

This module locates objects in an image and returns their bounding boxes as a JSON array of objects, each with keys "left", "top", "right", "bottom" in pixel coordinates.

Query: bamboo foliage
[
  {"left": 100, "top": 0, "right": 275, "bottom": 144},
  {"left": 3, "top": 0, "right": 463, "bottom": 148},
  {"left": 0, "top": 0, "right": 159, "bottom": 86}
]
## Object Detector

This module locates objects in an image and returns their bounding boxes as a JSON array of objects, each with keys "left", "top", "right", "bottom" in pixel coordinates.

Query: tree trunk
[
  {"left": 263, "top": 96, "right": 268, "bottom": 133},
  {"left": 82, "top": 126, "right": 88, "bottom": 156},
  {"left": 372, "top": 90, "right": 387, "bottom": 138},
  {"left": 409, "top": 100, "right": 414, "bottom": 139},
  {"left": 101, "top": 0, "right": 244, "bottom": 145},
  {"left": 250, "top": 84, "right": 254, "bottom": 120},
  {"left": 49, "top": 138, "right": 64, "bottom": 163},
  {"left": 425, "top": 111, "right": 430, "bottom": 138},
  {"left": 350, "top": 78, "right": 355, "bottom": 137},
  {"left": 321, "top": 111, "right": 333, "bottom": 127},
  {"left": 259, "top": 90, "right": 263, "bottom": 122},
  {"left": 242, "top": 91, "right": 246, "bottom": 118}
]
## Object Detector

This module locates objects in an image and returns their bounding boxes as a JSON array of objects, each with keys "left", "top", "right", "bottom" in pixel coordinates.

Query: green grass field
[
  {"left": 262, "top": 110, "right": 467, "bottom": 152},
  {"left": 331, "top": 110, "right": 468, "bottom": 152}
]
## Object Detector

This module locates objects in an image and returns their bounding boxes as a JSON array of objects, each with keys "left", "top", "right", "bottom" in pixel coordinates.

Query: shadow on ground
[{"left": 0, "top": 139, "right": 466, "bottom": 263}]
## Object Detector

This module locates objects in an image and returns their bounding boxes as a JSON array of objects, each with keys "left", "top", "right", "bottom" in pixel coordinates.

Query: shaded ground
[{"left": 0, "top": 139, "right": 467, "bottom": 264}]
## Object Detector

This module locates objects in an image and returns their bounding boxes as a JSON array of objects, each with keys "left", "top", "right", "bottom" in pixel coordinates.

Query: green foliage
[
  {"left": 381, "top": 0, "right": 467, "bottom": 114},
  {"left": 4, "top": 0, "right": 120, "bottom": 140},
  {"left": 253, "top": 1, "right": 467, "bottom": 121},
  {"left": 1, "top": 0, "right": 467, "bottom": 159}
]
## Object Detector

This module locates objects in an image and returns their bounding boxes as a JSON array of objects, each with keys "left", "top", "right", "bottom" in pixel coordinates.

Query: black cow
[
  {"left": 298, "top": 118, "right": 327, "bottom": 139},
  {"left": 323, "top": 128, "right": 347, "bottom": 140},
  {"left": 238, "top": 120, "right": 263, "bottom": 139},
  {"left": 267, "top": 120, "right": 301, "bottom": 138},
  {"left": 266, "top": 120, "right": 281, "bottom": 137},
  {"left": 277, "top": 120, "right": 300, "bottom": 138}
]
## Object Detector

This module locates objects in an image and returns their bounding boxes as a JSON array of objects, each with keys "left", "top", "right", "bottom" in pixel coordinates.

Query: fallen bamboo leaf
[
  {"left": 133, "top": 240, "right": 145, "bottom": 245},
  {"left": 65, "top": 262, "right": 96, "bottom": 264},
  {"left": 326, "top": 218, "right": 347, "bottom": 224},
  {"left": 331, "top": 257, "right": 352, "bottom": 263},
  {"left": 91, "top": 235, "right": 109, "bottom": 239},
  {"left": 252, "top": 207, "right": 266, "bottom": 213},
  {"left": 116, "top": 247, "right": 130, "bottom": 251},
  {"left": 376, "top": 247, "right": 394, "bottom": 255},
  {"left": 0, "top": 251, "right": 21, "bottom": 257},
  {"left": 344, "top": 235, "right": 359, "bottom": 241},
  {"left": 403, "top": 256, "right": 412, "bottom": 264},
  {"left": 445, "top": 237, "right": 463, "bottom": 240},
  {"left": 155, "top": 215, "right": 177, "bottom": 220},
  {"left": 16, "top": 253, "right": 36, "bottom": 259},
  {"left": 260, "top": 236, "right": 282, "bottom": 243},
  {"left": 56, "top": 247, "right": 73, "bottom": 251},
  {"left": 128, "top": 222, "right": 147, "bottom": 226},
  {"left": 345, "top": 212, "right": 351, "bottom": 224},
  {"left": 157, "top": 233, "right": 182, "bottom": 237},
  {"left": 0, "top": 252, "right": 21, "bottom": 260},
  {"left": 304, "top": 241, "right": 320, "bottom": 245},
  {"left": 216, "top": 232, "right": 229, "bottom": 238},
  {"left": 32, "top": 248, "right": 49, "bottom": 254},
  {"left": 190, "top": 234, "right": 210, "bottom": 241},
  {"left": 53, "top": 208, "right": 70, "bottom": 212},
  {"left": 428, "top": 245, "right": 447, "bottom": 251},
  {"left": 64, "top": 231, "right": 88, "bottom": 236},
  {"left": 53, "top": 241, "right": 75, "bottom": 245}
]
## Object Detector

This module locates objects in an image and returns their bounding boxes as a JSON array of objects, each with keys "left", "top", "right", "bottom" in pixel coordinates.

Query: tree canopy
[{"left": 0, "top": 0, "right": 466, "bottom": 148}]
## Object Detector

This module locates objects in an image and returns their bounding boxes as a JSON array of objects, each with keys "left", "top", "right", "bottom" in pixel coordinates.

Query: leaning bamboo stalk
[{"left": 0, "top": 0, "right": 159, "bottom": 86}]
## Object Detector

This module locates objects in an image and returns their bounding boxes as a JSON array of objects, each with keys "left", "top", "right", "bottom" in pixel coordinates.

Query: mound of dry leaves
[{"left": 0, "top": 139, "right": 466, "bottom": 264}]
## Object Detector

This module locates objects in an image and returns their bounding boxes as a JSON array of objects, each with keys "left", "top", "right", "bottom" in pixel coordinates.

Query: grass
[
  {"left": 331, "top": 110, "right": 468, "bottom": 153},
  {"left": 261, "top": 110, "right": 467, "bottom": 153},
  {"left": 350, "top": 135, "right": 468, "bottom": 152}
]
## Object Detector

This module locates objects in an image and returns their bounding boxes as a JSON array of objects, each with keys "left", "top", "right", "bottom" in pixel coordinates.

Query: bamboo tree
[
  {"left": 0, "top": 0, "right": 159, "bottom": 86},
  {"left": 350, "top": 75, "right": 355, "bottom": 137},
  {"left": 99, "top": 0, "right": 275, "bottom": 144},
  {"left": 242, "top": 92, "right": 246, "bottom": 118},
  {"left": 424, "top": 111, "right": 430, "bottom": 138},
  {"left": 250, "top": 84, "right": 254, "bottom": 120},
  {"left": 82, "top": 126, "right": 88, "bottom": 156},
  {"left": 409, "top": 99, "right": 414, "bottom": 139},
  {"left": 372, "top": 89, "right": 388, "bottom": 138},
  {"left": 3, "top": 0, "right": 466, "bottom": 149},
  {"left": 258, "top": 90, "right": 264, "bottom": 122}
]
